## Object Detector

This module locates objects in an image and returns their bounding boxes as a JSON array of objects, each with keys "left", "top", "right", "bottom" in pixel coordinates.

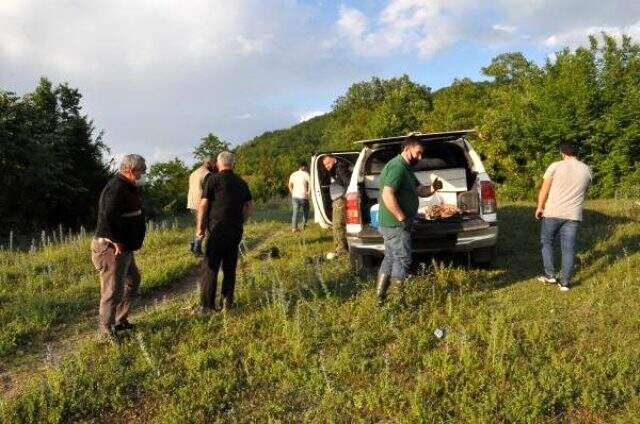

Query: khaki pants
[
  {"left": 332, "top": 197, "right": 348, "bottom": 255},
  {"left": 90, "top": 239, "right": 141, "bottom": 334}
]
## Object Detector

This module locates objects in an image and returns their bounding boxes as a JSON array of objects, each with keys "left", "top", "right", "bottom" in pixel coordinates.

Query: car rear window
[{"left": 365, "top": 141, "right": 468, "bottom": 174}]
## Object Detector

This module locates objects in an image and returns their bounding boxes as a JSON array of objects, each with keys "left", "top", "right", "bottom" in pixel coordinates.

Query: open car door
[{"left": 310, "top": 151, "right": 359, "bottom": 229}]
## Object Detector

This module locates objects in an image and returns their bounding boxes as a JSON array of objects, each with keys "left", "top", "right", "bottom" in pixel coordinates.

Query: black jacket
[
  {"left": 203, "top": 170, "right": 252, "bottom": 236},
  {"left": 95, "top": 174, "right": 146, "bottom": 251},
  {"left": 331, "top": 160, "right": 351, "bottom": 188},
  {"left": 328, "top": 160, "right": 351, "bottom": 200}
]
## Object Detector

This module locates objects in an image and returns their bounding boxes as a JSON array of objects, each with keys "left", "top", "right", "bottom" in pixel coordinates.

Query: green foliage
[
  {"left": 0, "top": 78, "right": 110, "bottom": 231},
  {"left": 2, "top": 200, "right": 640, "bottom": 421},
  {"left": 235, "top": 34, "right": 640, "bottom": 202},
  {"left": 235, "top": 113, "right": 333, "bottom": 199},
  {"left": 481, "top": 52, "right": 541, "bottom": 84},
  {"left": 0, "top": 218, "right": 198, "bottom": 360},
  {"left": 323, "top": 75, "right": 433, "bottom": 150},
  {"left": 235, "top": 76, "right": 433, "bottom": 200},
  {"left": 145, "top": 158, "right": 190, "bottom": 216},
  {"left": 193, "top": 133, "right": 230, "bottom": 162}
]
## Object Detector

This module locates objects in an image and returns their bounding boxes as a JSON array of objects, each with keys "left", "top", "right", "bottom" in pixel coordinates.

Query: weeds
[{"left": 1, "top": 201, "right": 640, "bottom": 422}]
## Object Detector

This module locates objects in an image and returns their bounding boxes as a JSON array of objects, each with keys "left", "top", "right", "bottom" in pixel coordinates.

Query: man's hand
[
  {"left": 536, "top": 177, "right": 552, "bottom": 220},
  {"left": 432, "top": 177, "right": 443, "bottom": 191},
  {"left": 113, "top": 242, "right": 124, "bottom": 255},
  {"left": 398, "top": 216, "right": 412, "bottom": 231},
  {"left": 243, "top": 200, "right": 254, "bottom": 223},
  {"left": 197, "top": 197, "right": 209, "bottom": 240}
]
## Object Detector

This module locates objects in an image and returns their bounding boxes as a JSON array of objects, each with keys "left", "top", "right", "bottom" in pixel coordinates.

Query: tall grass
[
  {"left": 1, "top": 200, "right": 640, "bottom": 422},
  {"left": 0, "top": 220, "right": 199, "bottom": 359}
]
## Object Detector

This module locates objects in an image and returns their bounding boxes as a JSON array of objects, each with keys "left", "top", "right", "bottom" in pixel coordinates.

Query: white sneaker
[
  {"left": 537, "top": 275, "right": 557, "bottom": 284},
  {"left": 558, "top": 284, "right": 570, "bottom": 292},
  {"left": 326, "top": 252, "right": 337, "bottom": 260}
]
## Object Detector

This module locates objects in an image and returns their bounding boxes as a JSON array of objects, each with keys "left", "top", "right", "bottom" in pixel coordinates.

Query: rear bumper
[{"left": 347, "top": 220, "right": 498, "bottom": 256}]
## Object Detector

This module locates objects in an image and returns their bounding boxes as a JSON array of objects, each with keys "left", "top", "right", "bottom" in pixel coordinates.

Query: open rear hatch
[{"left": 359, "top": 131, "right": 481, "bottom": 226}]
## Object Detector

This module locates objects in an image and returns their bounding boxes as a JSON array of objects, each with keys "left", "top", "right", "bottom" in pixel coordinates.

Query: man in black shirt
[
  {"left": 91, "top": 154, "right": 147, "bottom": 339},
  {"left": 322, "top": 155, "right": 351, "bottom": 258},
  {"left": 196, "top": 151, "right": 253, "bottom": 311}
]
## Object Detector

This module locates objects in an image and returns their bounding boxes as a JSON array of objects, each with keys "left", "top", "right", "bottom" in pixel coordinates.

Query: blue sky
[{"left": 1, "top": 0, "right": 639, "bottom": 165}]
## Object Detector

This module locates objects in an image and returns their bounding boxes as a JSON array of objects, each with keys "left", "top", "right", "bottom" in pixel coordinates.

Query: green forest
[
  {"left": 0, "top": 79, "right": 110, "bottom": 231},
  {"left": 236, "top": 33, "right": 640, "bottom": 201},
  {"left": 2, "top": 34, "right": 640, "bottom": 232}
]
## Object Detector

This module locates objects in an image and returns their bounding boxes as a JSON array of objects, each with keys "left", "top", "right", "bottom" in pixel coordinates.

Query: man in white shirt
[
  {"left": 535, "top": 142, "right": 592, "bottom": 291},
  {"left": 288, "top": 162, "right": 311, "bottom": 232},
  {"left": 187, "top": 156, "right": 215, "bottom": 255}
]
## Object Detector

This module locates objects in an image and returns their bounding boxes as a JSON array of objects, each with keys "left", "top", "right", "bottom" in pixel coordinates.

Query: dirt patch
[{"left": 0, "top": 267, "right": 201, "bottom": 402}]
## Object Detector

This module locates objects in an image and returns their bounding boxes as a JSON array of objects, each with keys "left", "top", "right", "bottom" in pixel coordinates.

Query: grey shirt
[{"left": 543, "top": 158, "right": 592, "bottom": 221}]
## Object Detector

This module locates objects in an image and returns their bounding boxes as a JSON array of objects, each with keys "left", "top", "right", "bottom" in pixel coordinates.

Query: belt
[{"left": 121, "top": 210, "right": 142, "bottom": 218}]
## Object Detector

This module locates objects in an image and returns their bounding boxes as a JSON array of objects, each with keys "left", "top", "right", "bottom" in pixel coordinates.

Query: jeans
[
  {"left": 540, "top": 217, "right": 580, "bottom": 286},
  {"left": 292, "top": 198, "right": 309, "bottom": 230},
  {"left": 378, "top": 226, "right": 412, "bottom": 280}
]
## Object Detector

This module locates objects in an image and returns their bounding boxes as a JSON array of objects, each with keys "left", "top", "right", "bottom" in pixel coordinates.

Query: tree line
[
  {"left": 2, "top": 33, "right": 639, "bottom": 232},
  {"left": 236, "top": 33, "right": 640, "bottom": 201},
  {"left": 0, "top": 78, "right": 110, "bottom": 232}
]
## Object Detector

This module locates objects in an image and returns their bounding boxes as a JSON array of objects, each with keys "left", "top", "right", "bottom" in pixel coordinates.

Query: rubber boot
[
  {"left": 376, "top": 274, "right": 391, "bottom": 306},
  {"left": 390, "top": 278, "right": 405, "bottom": 304}
]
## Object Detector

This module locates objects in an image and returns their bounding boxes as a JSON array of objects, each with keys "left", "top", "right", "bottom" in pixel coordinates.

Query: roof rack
[{"left": 354, "top": 129, "right": 475, "bottom": 146}]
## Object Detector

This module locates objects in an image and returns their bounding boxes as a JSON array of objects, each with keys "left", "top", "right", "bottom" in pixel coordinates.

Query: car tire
[
  {"left": 350, "top": 251, "right": 376, "bottom": 277},
  {"left": 471, "top": 246, "right": 495, "bottom": 268}
]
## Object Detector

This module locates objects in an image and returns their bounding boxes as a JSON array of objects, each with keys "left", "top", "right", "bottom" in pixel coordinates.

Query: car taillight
[
  {"left": 480, "top": 181, "right": 497, "bottom": 214},
  {"left": 345, "top": 192, "right": 361, "bottom": 225}
]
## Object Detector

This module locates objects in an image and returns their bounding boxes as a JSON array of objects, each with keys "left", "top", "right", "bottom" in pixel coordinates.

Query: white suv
[{"left": 310, "top": 130, "right": 498, "bottom": 271}]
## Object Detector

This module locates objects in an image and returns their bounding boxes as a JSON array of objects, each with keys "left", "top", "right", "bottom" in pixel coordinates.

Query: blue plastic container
[{"left": 370, "top": 204, "right": 379, "bottom": 229}]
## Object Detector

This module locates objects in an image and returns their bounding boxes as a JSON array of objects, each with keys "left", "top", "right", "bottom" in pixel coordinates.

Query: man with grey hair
[
  {"left": 196, "top": 151, "right": 253, "bottom": 311},
  {"left": 91, "top": 154, "right": 147, "bottom": 340}
]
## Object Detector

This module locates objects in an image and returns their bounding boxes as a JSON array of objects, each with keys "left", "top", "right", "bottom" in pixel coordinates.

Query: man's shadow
[{"left": 485, "top": 204, "right": 637, "bottom": 289}]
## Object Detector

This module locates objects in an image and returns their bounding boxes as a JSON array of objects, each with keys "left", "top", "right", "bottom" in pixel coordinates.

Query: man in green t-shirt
[{"left": 376, "top": 135, "right": 442, "bottom": 305}]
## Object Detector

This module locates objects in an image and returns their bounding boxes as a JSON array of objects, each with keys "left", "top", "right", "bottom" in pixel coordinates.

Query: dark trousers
[{"left": 200, "top": 230, "right": 242, "bottom": 309}]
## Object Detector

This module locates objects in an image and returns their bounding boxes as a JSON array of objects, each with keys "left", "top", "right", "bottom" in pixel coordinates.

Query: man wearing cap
[{"left": 91, "top": 154, "right": 147, "bottom": 340}]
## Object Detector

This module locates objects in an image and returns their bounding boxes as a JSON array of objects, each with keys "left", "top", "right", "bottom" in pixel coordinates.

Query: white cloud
[
  {"left": 492, "top": 24, "right": 517, "bottom": 34},
  {"left": 236, "top": 35, "right": 269, "bottom": 55},
  {"left": 0, "top": 1, "right": 372, "bottom": 165},
  {"left": 299, "top": 110, "right": 325, "bottom": 122},
  {"left": 544, "top": 21, "right": 640, "bottom": 48},
  {"left": 337, "top": 6, "right": 369, "bottom": 40},
  {"left": 496, "top": 0, "right": 640, "bottom": 48},
  {"left": 335, "top": 0, "right": 501, "bottom": 58},
  {"left": 2, "top": 0, "right": 640, "bottom": 166},
  {"left": 335, "top": 0, "right": 640, "bottom": 58}
]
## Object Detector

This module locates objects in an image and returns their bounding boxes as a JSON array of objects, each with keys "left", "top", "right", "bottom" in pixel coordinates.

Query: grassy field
[{"left": 1, "top": 200, "right": 639, "bottom": 422}]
